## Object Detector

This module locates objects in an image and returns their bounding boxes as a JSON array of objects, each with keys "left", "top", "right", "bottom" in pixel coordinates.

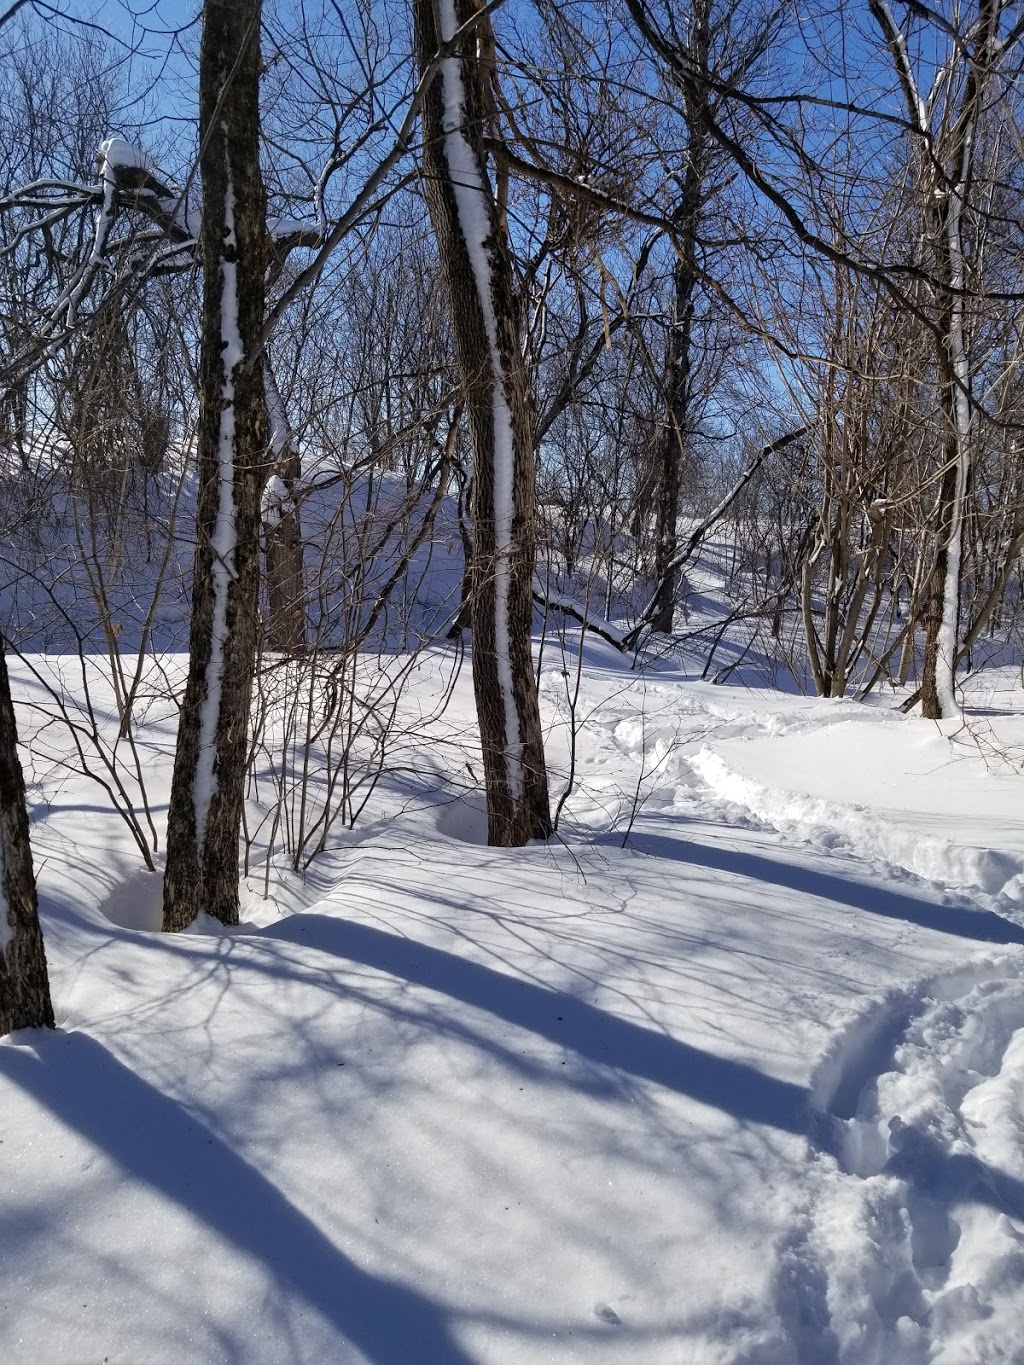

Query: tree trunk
[
  {"left": 263, "top": 362, "right": 307, "bottom": 653},
  {"left": 415, "top": 0, "right": 551, "bottom": 845},
  {"left": 0, "top": 639, "right": 55, "bottom": 1035},
  {"left": 650, "top": 253, "right": 691, "bottom": 634},
  {"left": 920, "top": 445, "right": 961, "bottom": 719},
  {"left": 869, "top": 0, "right": 999, "bottom": 719},
  {"left": 163, "top": 0, "right": 269, "bottom": 931},
  {"left": 650, "top": 0, "right": 710, "bottom": 635}
]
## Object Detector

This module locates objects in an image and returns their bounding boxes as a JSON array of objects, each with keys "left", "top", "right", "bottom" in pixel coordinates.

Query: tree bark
[
  {"left": 0, "top": 639, "right": 55, "bottom": 1035},
  {"left": 163, "top": 0, "right": 269, "bottom": 930},
  {"left": 651, "top": 117, "right": 707, "bottom": 633},
  {"left": 414, "top": 0, "right": 551, "bottom": 845},
  {"left": 263, "top": 361, "right": 307, "bottom": 653}
]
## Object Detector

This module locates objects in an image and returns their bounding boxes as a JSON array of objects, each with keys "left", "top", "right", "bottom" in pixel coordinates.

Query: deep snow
[{"left": 2, "top": 638, "right": 1023, "bottom": 1364}]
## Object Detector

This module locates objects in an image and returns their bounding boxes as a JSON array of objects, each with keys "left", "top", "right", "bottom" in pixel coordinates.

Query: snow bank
[{"left": 688, "top": 716, "right": 1024, "bottom": 915}]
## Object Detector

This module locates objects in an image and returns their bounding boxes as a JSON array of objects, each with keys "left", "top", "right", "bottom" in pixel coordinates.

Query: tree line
[{"left": 3, "top": 0, "right": 1023, "bottom": 1031}]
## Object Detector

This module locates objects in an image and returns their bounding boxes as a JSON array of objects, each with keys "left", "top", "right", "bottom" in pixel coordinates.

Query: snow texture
[
  {"left": 96, "top": 137, "right": 153, "bottom": 174},
  {"left": 194, "top": 179, "right": 242, "bottom": 853},
  {"left": 2, "top": 503, "right": 1024, "bottom": 1361},
  {"left": 803, "top": 959, "right": 1024, "bottom": 1362},
  {"left": 437, "top": 0, "right": 523, "bottom": 798}
]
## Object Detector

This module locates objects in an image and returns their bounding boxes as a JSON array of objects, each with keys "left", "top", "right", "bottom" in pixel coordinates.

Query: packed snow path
[{"left": 2, "top": 654, "right": 1023, "bottom": 1362}]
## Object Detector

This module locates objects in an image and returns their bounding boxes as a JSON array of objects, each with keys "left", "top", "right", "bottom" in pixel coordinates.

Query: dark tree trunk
[
  {"left": 263, "top": 363, "right": 307, "bottom": 653},
  {"left": 650, "top": 233, "right": 697, "bottom": 634},
  {"left": 650, "top": 0, "right": 710, "bottom": 635},
  {"left": 415, "top": 0, "right": 551, "bottom": 846},
  {"left": 265, "top": 504, "right": 305, "bottom": 653},
  {"left": 446, "top": 453, "right": 474, "bottom": 639},
  {"left": 163, "top": 0, "right": 269, "bottom": 931},
  {"left": 0, "top": 639, "right": 55, "bottom": 1035}
]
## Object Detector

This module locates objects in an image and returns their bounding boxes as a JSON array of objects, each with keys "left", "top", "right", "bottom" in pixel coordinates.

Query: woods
[
  {"left": 1, "top": 0, "right": 1023, "bottom": 942},
  {"left": 4, "top": 6, "right": 1024, "bottom": 1361}
]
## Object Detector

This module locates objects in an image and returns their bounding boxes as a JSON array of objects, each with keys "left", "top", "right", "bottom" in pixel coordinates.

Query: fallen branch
[{"left": 622, "top": 425, "right": 807, "bottom": 650}]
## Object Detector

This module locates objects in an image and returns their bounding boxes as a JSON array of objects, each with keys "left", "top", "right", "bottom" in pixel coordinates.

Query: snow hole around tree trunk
[
  {"left": 100, "top": 866, "right": 165, "bottom": 931},
  {"left": 434, "top": 794, "right": 489, "bottom": 845}
]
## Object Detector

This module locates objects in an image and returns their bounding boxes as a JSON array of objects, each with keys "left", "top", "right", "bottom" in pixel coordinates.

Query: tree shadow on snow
[
  {"left": 0, "top": 1031, "right": 476, "bottom": 1365},
  {"left": 260, "top": 915, "right": 809, "bottom": 1135},
  {"left": 622, "top": 830, "right": 1024, "bottom": 948}
]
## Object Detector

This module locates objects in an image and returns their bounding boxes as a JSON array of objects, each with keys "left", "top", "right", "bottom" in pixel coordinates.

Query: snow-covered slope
[{"left": 2, "top": 637, "right": 1024, "bottom": 1363}]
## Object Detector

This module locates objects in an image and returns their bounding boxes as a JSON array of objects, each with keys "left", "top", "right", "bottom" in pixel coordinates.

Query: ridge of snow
[{"left": 689, "top": 744, "right": 1024, "bottom": 913}]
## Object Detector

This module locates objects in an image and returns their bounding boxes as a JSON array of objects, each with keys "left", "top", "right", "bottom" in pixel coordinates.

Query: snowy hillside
[
  {"left": 5, "top": 0, "right": 1024, "bottom": 1357},
  {"left": 2, "top": 629, "right": 1023, "bottom": 1364}
]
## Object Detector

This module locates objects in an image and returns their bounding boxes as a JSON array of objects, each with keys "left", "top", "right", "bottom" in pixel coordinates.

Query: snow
[
  {"left": 803, "top": 959, "right": 1024, "bottom": 1362},
  {"left": 96, "top": 137, "right": 153, "bottom": 174},
  {"left": 539, "top": 586, "right": 627, "bottom": 648},
  {"left": 261, "top": 473, "right": 288, "bottom": 529},
  {"left": 2, "top": 459, "right": 1024, "bottom": 1363},
  {"left": 437, "top": 0, "right": 523, "bottom": 796},
  {"left": 194, "top": 179, "right": 242, "bottom": 851},
  {"left": 688, "top": 717, "right": 1024, "bottom": 913},
  {"left": 1, "top": 628, "right": 1023, "bottom": 1362}
]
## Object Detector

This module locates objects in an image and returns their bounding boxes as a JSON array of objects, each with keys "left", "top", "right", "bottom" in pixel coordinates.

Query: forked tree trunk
[
  {"left": 163, "top": 0, "right": 269, "bottom": 930},
  {"left": 869, "top": 0, "right": 999, "bottom": 719},
  {"left": 415, "top": 0, "right": 551, "bottom": 846},
  {"left": 0, "top": 639, "right": 55, "bottom": 1035}
]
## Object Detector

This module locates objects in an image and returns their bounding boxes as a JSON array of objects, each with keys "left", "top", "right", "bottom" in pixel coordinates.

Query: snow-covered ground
[{"left": 2, "top": 642, "right": 1024, "bottom": 1363}]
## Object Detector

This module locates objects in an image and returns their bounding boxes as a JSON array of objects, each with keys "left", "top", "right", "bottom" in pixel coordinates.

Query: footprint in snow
[{"left": 776, "top": 957, "right": 1024, "bottom": 1364}]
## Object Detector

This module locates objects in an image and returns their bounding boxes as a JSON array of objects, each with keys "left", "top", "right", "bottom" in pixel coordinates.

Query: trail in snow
[
  {"left": 547, "top": 665, "right": 1024, "bottom": 921},
  {"left": 783, "top": 958, "right": 1024, "bottom": 1365}
]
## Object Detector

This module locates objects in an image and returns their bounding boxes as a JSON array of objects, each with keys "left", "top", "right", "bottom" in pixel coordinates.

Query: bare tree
[
  {"left": 162, "top": 0, "right": 270, "bottom": 930},
  {"left": 869, "top": 0, "right": 1014, "bottom": 718},
  {"left": 414, "top": 0, "right": 551, "bottom": 846}
]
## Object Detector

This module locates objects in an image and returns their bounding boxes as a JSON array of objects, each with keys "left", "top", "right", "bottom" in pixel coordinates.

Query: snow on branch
[
  {"left": 1, "top": 134, "right": 325, "bottom": 399},
  {"left": 533, "top": 588, "right": 629, "bottom": 651}
]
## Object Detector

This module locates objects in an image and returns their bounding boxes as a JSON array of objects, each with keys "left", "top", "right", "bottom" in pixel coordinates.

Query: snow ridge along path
[{"left": 577, "top": 672, "right": 1024, "bottom": 918}]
